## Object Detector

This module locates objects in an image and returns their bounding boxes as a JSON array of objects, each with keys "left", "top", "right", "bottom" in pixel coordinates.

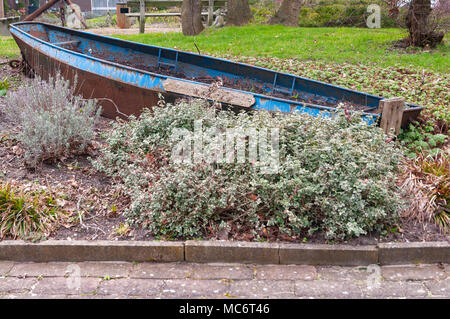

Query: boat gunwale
[{"left": 9, "top": 22, "right": 422, "bottom": 116}]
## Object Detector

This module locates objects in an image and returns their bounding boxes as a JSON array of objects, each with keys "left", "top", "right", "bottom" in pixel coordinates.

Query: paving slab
[
  {"left": 444, "top": 264, "right": 450, "bottom": 275},
  {"left": 161, "top": 279, "right": 230, "bottom": 298},
  {"left": 130, "top": 262, "right": 193, "bottom": 279},
  {"left": 0, "top": 261, "right": 14, "bottom": 276},
  {"left": 0, "top": 277, "right": 37, "bottom": 293},
  {"left": 424, "top": 279, "right": 450, "bottom": 297},
  {"left": 98, "top": 278, "right": 164, "bottom": 297},
  {"left": 317, "top": 266, "right": 372, "bottom": 281},
  {"left": 295, "top": 280, "right": 363, "bottom": 298},
  {"left": 191, "top": 264, "right": 254, "bottom": 280},
  {"left": 359, "top": 281, "right": 428, "bottom": 298},
  {"left": 255, "top": 265, "right": 317, "bottom": 281},
  {"left": 381, "top": 265, "right": 448, "bottom": 281},
  {"left": 0, "top": 261, "right": 447, "bottom": 299},
  {"left": 8, "top": 262, "right": 73, "bottom": 277},
  {"left": 32, "top": 277, "right": 101, "bottom": 295},
  {"left": 78, "top": 262, "right": 133, "bottom": 278},
  {"left": 68, "top": 294, "right": 141, "bottom": 299},
  {"left": 0, "top": 293, "right": 68, "bottom": 299},
  {"left": 230, "top": 280, "right": 296, "bottom": 299}
]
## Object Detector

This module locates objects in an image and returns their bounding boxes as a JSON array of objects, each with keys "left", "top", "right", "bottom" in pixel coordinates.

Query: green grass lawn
[
  {"left": 113, "top": 25, "right": 449, "bottom": 73},
  {"left": 2, "top": 25, "right": 448, "bottom": 72},
  {"left": 0, "top": 36, "right": 21, "bottom": 58}
]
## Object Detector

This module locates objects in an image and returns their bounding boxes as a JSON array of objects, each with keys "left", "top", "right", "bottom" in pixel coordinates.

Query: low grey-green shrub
[
  {"left": 94, "top": 99, "right": 404, "bottom": 240},
  {"left": 4, "top": 73, "right": 101, "bottom": 165}
]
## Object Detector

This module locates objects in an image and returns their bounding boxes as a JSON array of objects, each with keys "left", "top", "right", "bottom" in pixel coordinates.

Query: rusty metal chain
[{"left": 7, "top": 58, "right": 34, "bottom": 77}]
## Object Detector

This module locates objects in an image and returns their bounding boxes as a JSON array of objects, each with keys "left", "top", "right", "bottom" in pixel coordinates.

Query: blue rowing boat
[{"left": 9, "top": 22, "right": 422, "bottom": 126}]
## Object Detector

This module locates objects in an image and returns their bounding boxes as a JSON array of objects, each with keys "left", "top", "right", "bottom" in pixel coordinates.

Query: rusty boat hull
[{"left": 9, "top": 22, "right": 423, "bottom": 126}]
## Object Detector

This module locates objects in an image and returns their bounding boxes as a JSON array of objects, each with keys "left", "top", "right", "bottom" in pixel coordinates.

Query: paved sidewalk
[{"left": 0, "top": 261, "right": 448, "bottom": 299}]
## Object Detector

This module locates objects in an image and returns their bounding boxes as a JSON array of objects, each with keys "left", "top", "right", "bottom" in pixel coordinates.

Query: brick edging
[{"left": 0, "top": 240, "right": 448, "bottom": 265}]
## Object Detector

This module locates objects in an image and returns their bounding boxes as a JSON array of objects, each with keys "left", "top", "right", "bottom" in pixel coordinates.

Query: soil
[{"left": 0, "top": 59, "right": 448, "bottom": 245}]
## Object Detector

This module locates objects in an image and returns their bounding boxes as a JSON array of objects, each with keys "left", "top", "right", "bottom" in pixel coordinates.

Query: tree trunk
[
  {"left": 181, "top": 0, "right": 204, "bottom": 36},
  {"left": 226, "top": 0, "right": 253, "bottom": 26},
  {"left": 406, "top": 0, "right": 444, "bottom": 47},
  {"left": 269, "top": 0, "right": 302, "bottom": 26}
]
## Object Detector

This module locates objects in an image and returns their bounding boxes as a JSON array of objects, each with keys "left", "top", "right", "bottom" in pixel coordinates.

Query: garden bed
[
  {"left": 0, "top": 124, "right": 447, "bottom": 245},
  {"left": 0, "top": 125, "right": 447, "bottom": 245},
  {"left": 0, "top": 60, "right": 448, "bottom": 245}
]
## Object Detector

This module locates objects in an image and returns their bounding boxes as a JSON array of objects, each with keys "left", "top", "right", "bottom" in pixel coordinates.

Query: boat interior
[{"left": 12, "top": 22, "right": 389, "bottom": 112}]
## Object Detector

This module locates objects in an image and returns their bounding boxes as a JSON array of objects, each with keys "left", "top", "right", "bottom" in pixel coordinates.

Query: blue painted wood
[{"left": 9, "top": 22, "right": 422, "bottom": 126}]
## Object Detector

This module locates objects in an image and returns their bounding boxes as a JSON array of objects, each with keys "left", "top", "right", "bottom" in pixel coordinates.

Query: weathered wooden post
[
  {"left": 207, "top": 0, "right": 214, "bottom": 26},
  {"left": 139, "top": 0, "right": 145, "bottom": 34},
  {"left": 0, "top": 0, "right": 5, "bottom": 19},
  {"left": 116, "top": 2, "right": 131, "bottom": 29},
  {"left": 380, "top": 97, "right": 405, "bottom": 136}
]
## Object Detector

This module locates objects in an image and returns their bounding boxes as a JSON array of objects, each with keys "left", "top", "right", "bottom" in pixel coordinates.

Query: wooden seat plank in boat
[{"left": 163, "top": 78, "right": 255, "bottom": 108}]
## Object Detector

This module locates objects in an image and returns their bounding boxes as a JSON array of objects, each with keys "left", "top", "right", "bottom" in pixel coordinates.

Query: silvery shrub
[
  {"left": 94, "top": 99, "right": 404, "bottom": 240},
  {"left": 4, "top": 73, "right": 101, "bottom": 165}
]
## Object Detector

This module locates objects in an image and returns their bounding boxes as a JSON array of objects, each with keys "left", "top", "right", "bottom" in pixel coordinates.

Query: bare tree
[
  {"left": 268, "top": 0, "right": 303, "bottom": 26},
  {"left": 181, "top": 0, "right": 204, "bottom": 36},
  {"left": 406, "top": 0, "right": 444, "bottom": 47},
  {"left": 226, "top": 0, "right": 253, "bottom": 26}
]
